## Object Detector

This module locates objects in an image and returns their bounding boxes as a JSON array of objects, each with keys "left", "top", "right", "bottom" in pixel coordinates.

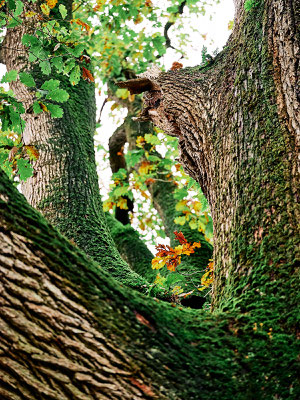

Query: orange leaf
[
  {"left": 82, "top": 67, "right": 94, "bottom": 82},
  {"left": 174, "top": 231, "right": 188, "bottom": 244},
  {"left": 129, "top": 377, "right": 156, "bottom": 398},
  {"left": 134, "top": 311, "right": 156, "bottom": 332},
  {"left": 170, "top": 62, "right": 183, "bottom": 71},
  {"left": 138, "top": 161, "right": 151, "bottom": 175},
  {"left": 145, "top": 178, "right": 156, "bottom": 185},
  {"left": 25, "top": 145, "right": 39, "bottom": 161},
  {"left": 46, "top": 0, "right": 58, "bottom": 9}
]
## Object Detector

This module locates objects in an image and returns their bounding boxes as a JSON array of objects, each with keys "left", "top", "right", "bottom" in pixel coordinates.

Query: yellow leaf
[
  {"left": 46, "top": 0, "right": 58, "bottom": 9},
  {"left": 174, "top": 216, "right": 186, "bottom": 225},
  {"left": 154, "top": 274, "right": 166, "bottom": 286},
  {"left": 151, "top": 257, "right": 166, "bottom": 270},
  {"left": 116, "top": 197, "right": 128, "bottom": 210},
  {"left": 172, "top": 286, "right": 183, "bottom": 295},
  {"left": 138, "top": 161, "right": 151, "bottom": 175},
  {"left": 111, "top": 103, "right": 119, "bottom": 111},
  {"left": 193, "top": 201, "right": 202, "bottom": 213},
  {"left": 25, "top": 11, "right": 37, "bottom": 18},
  {"left": 103, "top": 200, "right": 114, "bottom": 212},
  {"left": 175, "top": 200, "right": 188, "bottom": 211},
  {"left": 136, "top": 136, "right": 145, "bottom": 148},
  {"left": 40, "top": 3, "right": 50, "bottom": 15}
]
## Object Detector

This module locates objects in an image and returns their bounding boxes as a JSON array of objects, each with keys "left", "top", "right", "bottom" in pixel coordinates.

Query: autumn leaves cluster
[{"left": 152, "top": 231, "right": 214, "bottom": 292}]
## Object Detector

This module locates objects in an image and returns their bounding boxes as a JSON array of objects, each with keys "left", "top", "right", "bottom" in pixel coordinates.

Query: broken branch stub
[
  {"left": 116, "top": 78, "right": 154, "bottom": 95},
  {"left": 116, "top": 73, "right": 180, "bottom": 138}
]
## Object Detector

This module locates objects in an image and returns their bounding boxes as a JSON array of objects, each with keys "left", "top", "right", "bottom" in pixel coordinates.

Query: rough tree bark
[
  {"left": 0, "top": 0, "right": 299, "bottom": 399},
  {"left": 0, "top": 0, "right": 158, "bottom": 293},
  {"left": 120, "top": 0, "right": 300, "bottom": 308}
]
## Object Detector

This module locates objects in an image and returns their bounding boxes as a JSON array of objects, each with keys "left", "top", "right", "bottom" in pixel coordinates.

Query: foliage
[
  {"left": 244, "top": 0, "right": 259, "bottom": 12},
  {"left": 151, "top": 231, "right": 214, "bottom": 300},
  {"left": 152, "top": 230, "right": 201, "bottom": 272}
]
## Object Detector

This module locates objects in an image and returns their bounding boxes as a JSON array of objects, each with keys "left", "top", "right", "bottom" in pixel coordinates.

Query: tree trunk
[
  {"left": 121, "top": 0, "right": 299, "bottom": 309},
  {"left": 0, "top": 0, "right": 299, "bottom": 398},
  {"left": 0, "top": 0, "right": 156, "bottom": 293}
]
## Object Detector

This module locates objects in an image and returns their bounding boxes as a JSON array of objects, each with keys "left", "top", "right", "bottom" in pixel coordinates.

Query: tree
[{"left": 0, "top": 0, "right": 299, "bottom": 399}]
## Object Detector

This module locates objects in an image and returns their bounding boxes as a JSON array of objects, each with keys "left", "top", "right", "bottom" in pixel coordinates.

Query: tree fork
[
  {"left": 0, "top": 0, "right": 299, "bottom": 398},
  {"left": 118, "top": 0, "right": 299, "bottom": 310}
]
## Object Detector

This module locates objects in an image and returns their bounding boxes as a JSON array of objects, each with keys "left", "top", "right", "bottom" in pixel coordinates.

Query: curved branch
[{"left": 163, "top": 0, "right": 187, "bottom": 51}]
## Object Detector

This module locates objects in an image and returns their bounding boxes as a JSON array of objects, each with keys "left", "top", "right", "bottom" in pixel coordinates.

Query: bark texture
[
  {"left": 0, "top": 0, "right": 299, "bottom": 398},
  {"left": 0, "top": 0, "right": 157, "bottom": 293},
  {"left": 0, "top": 169, "right": 298, "bottom": 399},
  {"left": 122, "top": 0, "right": 299, "bottom": 310}
]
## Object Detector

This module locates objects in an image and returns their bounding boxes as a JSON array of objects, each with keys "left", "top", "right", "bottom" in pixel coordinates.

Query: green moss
[{"left": 1, "top": 168, "right": 299, "bottom": 399}]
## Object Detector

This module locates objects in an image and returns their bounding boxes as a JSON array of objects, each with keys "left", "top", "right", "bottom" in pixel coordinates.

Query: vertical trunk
[
  {"left": 0, "top": 1, "right": 153, "bottom": 292},
  {"left": 120, "top": 0, "right": 299, "bottom": 312}
]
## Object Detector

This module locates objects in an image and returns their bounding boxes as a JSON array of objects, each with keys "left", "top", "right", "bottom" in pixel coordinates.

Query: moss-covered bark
[
  {"left": 121, "top": 0, "right": 299, "bottom": 310},
  {"left": 105, "top": 212, "right": 157, "bottom": 281},
  {"left": 0, "top": 0, "right": 158, "bottom": 293},
  {"left": 0, "top": 0, "right": 299, "bottom": 398},
  {"left": 0, "top": 165, "right": 298, "bottom": 399}
]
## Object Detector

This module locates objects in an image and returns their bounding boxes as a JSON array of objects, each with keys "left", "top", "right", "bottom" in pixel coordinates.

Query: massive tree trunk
[
  {"left": 0, "top": 0, "right": 157, "bottom": 294},
  {"left": 0, "top": 0, "right": 299, "bottom": 398},
  {"left": 121, "top": 0, "right": 299, "bottom": 309}
]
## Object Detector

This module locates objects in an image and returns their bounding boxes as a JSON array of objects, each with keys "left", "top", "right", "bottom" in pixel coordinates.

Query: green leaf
[
  {"left": 45, "top": 103, "right": 64, "bottom": 118},
  {"left": 14, "top": 0, "right": 24, "bottom": 17},
  {"left": 72, "top": 44, "right": 85, "bottom": 57},
  {"left": 174, "top": 187, "right": 188, "bottom": 200},
  {"left": 19, "top": 72, "right": 36, "bottom": 87},
  {"left": 22, "top": 34, "right": 39, "bottom": 47},
  {"left": 1, "top": 70, "right": 18, "bottom": 83},
  {"left": 205, "top": 219, "right": 213, "bottom": 239},
  {"left": 41, "top": 79, "right": 60, "bottom": 91},
  {"left": 28, "top": 53, "right": 37, "bottom": 62},
  {"left": 39, "top": 60, "right": 51, "bottom": 75},
  {"left": 113, "top": 185, "right": 129, "bottom": 198},
  {"left": 63, "top": 58, "right": 75, "bottom": 74},
  {"left": 51, "top": 57, "right": 64, "bottom": 73},
  {"left": 144, "top": 133, "right": 161, "bottom": 145},
  {"left": 59, "top": 4, "right": 67, "bottom": 19},
  {"left": 125, "top": 149, "right": 144, "bottom": 168},
  {"left": 46, "top": 89, "right": 69, "bottom": 102},
  {"left": 7, "top": 0, "right": 16, "bottom": 11},
  {"left": 189, "top": 219, "right": 198, "bottom": 230},
  {"left": 69, "top": 65, "right": 81, "bottom": 86},
  {"left": 147, "top": 155, "right": 160, "bottom": 162},
  {"left": 152, "top": 36, "right": 165, "bottom": 56},
  {"left": 17, "top": 158, "right": 33, "bottom": 181},
  {"left": 7, "top": 16, "right": 22, "bottom": 28},
  {"left": 174, "top": 216, "right": 186, "bottom": 226},
  {"left": 9, "top": 108, "right": 25, "bottom": 133},
  {"left": 32, "top": 101, "right": 43, "bottom": 114}
]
